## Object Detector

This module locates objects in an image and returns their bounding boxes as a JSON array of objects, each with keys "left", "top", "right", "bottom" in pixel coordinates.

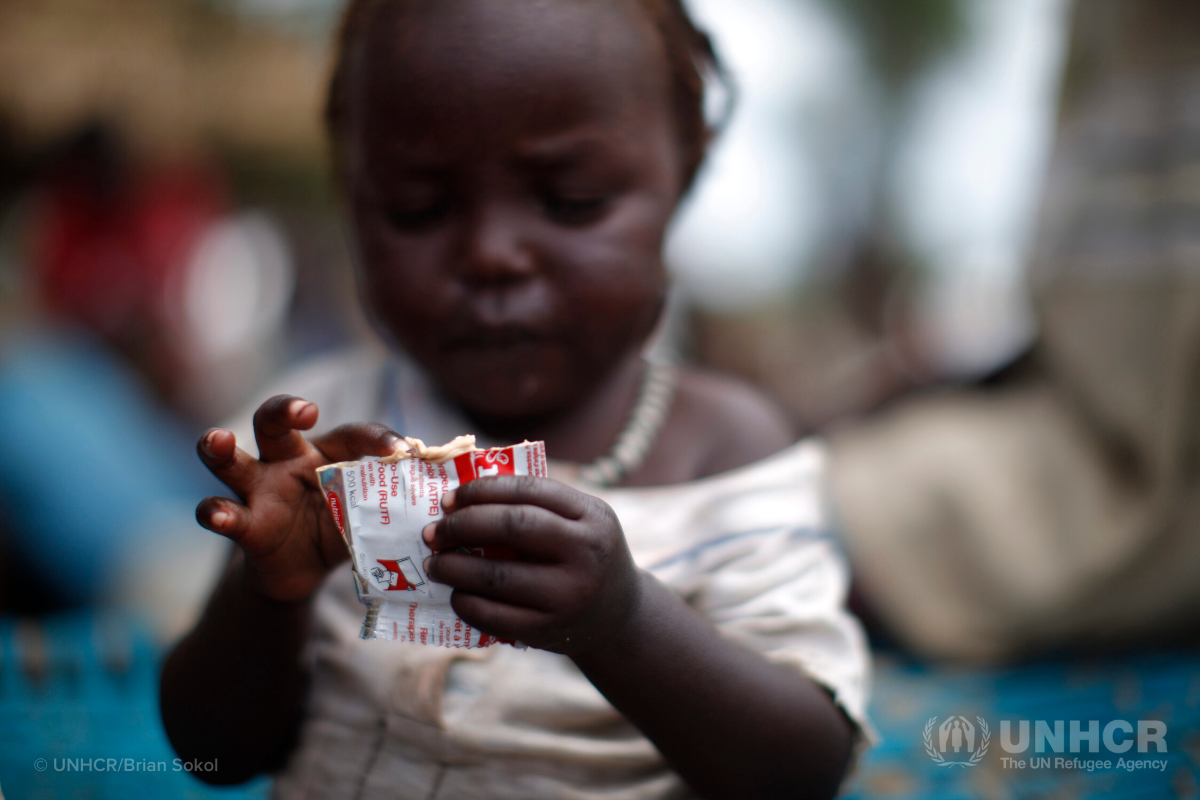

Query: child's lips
[
  {"left": 442, "top": 339, "right": 563, "bottom": 375},
  {"left": 439, "top": 330, "right": 568, "bottom": 387},
  {"left": 441, "top": 327, "right": 557, "bottom": 350}
]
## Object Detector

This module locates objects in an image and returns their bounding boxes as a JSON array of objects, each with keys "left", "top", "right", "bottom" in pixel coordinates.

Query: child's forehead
[
  {"left": 355, "top": 0, "right": 670, "bottom": 117},
  {"left": 369, "top": 0, "right": 660, "bottom": 53}
]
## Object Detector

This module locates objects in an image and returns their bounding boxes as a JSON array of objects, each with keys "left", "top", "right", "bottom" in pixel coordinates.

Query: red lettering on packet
[
  {"left": 378, "top": 489, "right": 391, "bottom": 524},
  {"left": 409, "top": 458, "right": 419, "bottom": 506},
  {"left": 473, "top": 447, "right": 516, "bottom": 478},
  {"left": 325, "top": 491, "right": 346, "bottom": 534},
  {"left": 428, "top": 472, "right": 440, "bottom": 515}
]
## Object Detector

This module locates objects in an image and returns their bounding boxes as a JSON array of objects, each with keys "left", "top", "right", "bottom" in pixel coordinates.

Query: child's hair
[{"left": 324, "top": 0, "right": 727, "bottom": 193}]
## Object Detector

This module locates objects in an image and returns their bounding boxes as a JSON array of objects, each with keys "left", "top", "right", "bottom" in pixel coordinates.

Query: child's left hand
[{"left": 422, "top": 476, "right": 642, "bottom": 655}]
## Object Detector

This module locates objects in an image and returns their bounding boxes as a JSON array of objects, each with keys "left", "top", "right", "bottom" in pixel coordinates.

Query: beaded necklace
[{"left": 578, "top": 359, "right": 679, "bottom": 487}]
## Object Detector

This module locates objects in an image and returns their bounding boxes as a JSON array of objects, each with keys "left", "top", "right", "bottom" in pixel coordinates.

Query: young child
[{"left": 160, "top": 1, "right": 871, "bottom": 797}]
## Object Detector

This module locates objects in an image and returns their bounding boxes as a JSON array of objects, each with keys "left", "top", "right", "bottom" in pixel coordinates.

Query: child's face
[{"left": 345, "top": 0, "right": 684, "bottom": 420}]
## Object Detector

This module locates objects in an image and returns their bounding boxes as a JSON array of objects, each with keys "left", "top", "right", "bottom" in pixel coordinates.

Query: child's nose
[{"left": 460, "top": 205, "right": 536, "bottom": 283}]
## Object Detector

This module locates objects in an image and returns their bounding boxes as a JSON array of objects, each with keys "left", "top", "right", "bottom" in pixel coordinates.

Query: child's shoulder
[
  {"left": 674, "top": 368, "right": 796, "bottom": 476},
  {"left": 633, "top": 366, "right": 795, "bottom": 485}
]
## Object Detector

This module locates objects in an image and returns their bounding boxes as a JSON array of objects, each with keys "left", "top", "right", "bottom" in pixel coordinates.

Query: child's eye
[
  {"left": 386, "top": 201, "right": 450, "bottom": 231},
  {"left": 541, "top": 194, "right": 609, "bottom": 225}
]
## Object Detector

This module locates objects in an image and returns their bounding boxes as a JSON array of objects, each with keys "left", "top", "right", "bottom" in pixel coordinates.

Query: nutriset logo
[{"left": 923, "top": 715, "right": 1168, "bottom": 772}]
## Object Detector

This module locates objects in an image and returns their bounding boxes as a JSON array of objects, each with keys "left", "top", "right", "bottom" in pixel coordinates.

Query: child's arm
[
  {"left": 578, "top": 576, "right": 854, "bottom": 799},
  {"left": 160, "top": 551, "right": 313, "bottom": 785},
  {"left": 423, "top": 478, "right": 855, "bottom": 800},
  {"left": 160, "top": 396, "right": 400, "bottom": 785}
]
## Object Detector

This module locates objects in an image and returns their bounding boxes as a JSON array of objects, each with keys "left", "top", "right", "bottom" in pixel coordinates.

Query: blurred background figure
[
  {"left": 0, "top": 119, "right": 298, "bottom": 634},
  {"left": 0, "top": 4, "right": 332, "bottom": 796},
  {"left": 0, "top": 0, "right": 338, "bottom": 636},
  {"left": 831, "top": 0, "right": 1200, "bottom": 662},
  {"left": 675, "top": 0, "right": 1069, "bottom": 430}
]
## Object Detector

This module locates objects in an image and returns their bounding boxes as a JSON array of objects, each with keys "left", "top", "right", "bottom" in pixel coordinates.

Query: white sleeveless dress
[{"left": 226, "top": 346, "right": 872, "bottom": 800}]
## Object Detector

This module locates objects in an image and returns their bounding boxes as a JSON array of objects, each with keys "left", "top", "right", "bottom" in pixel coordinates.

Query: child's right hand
[{"left": 195, "top": 395, "right": 401, "bottom": 603}]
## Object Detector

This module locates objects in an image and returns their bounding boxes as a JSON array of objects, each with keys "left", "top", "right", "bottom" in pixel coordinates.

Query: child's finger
[
  {"left": 425, "top": 553, "right": 559, "bottom": 611},
  {"left": 450, "top": 476, "right": 588, "bottom": 520},
  {"left": 449, "top": 592, "right": 545, "bottom": 643},
  {"left": 427, "top": 504, "right": 573, "bottom": 559},
  {"left": 197, "top": 428, "right": 263, "bottom": 502},
  {"left": 196, "top": 496, "right": 253, "bottom": 545},
  {"left": 253, "top": 395, "right": 319, "bottom": 463},
  {"left": 311, "top": 423, "right": 402, "bottom": 463}
]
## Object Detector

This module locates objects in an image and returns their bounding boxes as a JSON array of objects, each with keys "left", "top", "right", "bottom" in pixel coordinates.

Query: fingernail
[
  {"left": 423, "top": 556, "right": 433, "bottom": 575},
  {"left": 422, "top": 522, "right": 437, "bottom": 544},
  {"left": 442, "top": 490, "right": 456, "bottom": 511},
  {"left": 201, "top": 429, "right": 220, "bottom": 456},
  {"left": 211, "top": 511, "right": 230, "bottom": 529},
  {"left": 289, "top": 399, "right": 311, "bottom": 418}
]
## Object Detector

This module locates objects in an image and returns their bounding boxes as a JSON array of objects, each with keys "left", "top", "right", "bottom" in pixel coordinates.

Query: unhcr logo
[
  {"left": 922, "top": 715, "right": 1169, "bottom": 770},
  {"left": 924, "top": 716, "right": 991, "bottom": 767}
]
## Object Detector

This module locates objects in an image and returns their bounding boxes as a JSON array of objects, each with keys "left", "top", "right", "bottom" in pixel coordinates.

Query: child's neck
[{"left": 462, "top": 353, "right": 646, "bottom": 465}]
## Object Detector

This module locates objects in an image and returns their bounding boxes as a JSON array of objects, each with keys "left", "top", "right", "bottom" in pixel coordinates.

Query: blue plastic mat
[
  {"left": 0, "top": 613, "right": 271, "bottom": 800},
  {"left": 1, "top": 611, "right": 1195, "bottom": 799},
  {"left": 842, "top": 651, "right": 1200, "bottom": 799}
]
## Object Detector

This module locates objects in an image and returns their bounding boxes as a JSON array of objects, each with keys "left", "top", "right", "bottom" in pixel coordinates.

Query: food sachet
[{"left": 317, "top": 436, "right": 548, "bottom": 647}]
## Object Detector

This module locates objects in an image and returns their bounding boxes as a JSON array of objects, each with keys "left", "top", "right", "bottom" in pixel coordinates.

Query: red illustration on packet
[{"left": 373, "top": 558, "right": 424, "bottom": 591}]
